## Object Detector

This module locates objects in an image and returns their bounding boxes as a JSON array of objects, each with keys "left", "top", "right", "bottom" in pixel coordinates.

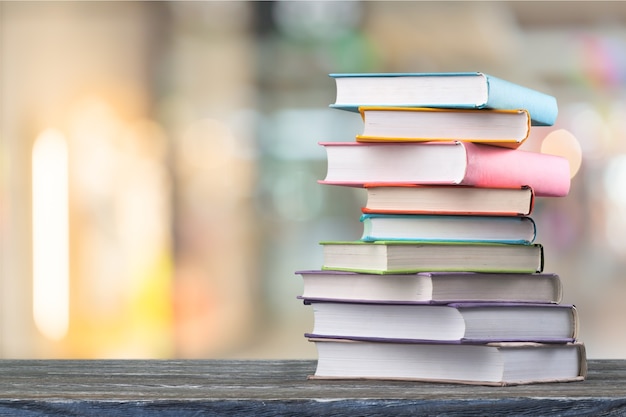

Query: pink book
[{"left": 319, "top": 141, "right": 571, "bottom": 197}]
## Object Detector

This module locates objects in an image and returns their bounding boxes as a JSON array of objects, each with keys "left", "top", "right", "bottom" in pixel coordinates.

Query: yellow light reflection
[{"left": 32, "top": 128, "right": 69, "bottom": 341}]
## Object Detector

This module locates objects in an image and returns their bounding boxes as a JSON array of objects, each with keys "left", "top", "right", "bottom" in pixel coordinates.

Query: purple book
[
  {"left": 303, "top": 300, "right": 578, "bottom": 343},
  {"left": 308, "top": 337, "right": 587, "bottom": 385},
  {"left": 296, "top": 270, "right": 563, "bottom": 304}
]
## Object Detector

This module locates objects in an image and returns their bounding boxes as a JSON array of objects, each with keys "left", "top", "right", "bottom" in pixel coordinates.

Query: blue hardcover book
[
  {"left": 359, "top": 213, "right": 537, "bottom": 244},
  {"left": 329, "top": 72, "right": 558, "bottom": 126}
]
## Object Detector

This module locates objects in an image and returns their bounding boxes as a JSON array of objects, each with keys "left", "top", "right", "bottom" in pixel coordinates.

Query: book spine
[
  {"left": 461, "top": 143, "right": 570, "bottom": 197},
  {"left": 526, "top": 186, "right": 536, "bottom": 215},
  {"left": 483, "top": 74, "right": 558, "bottom": 126}
]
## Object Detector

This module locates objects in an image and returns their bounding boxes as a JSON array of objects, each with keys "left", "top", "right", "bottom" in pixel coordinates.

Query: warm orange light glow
[{"left": 540, "top": 129, "right": 583, "bottom": 179}]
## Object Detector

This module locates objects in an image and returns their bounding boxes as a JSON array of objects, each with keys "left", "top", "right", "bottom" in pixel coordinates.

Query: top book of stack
[{"left": 329, "top": 72, "right": 558, "bottom": 126}]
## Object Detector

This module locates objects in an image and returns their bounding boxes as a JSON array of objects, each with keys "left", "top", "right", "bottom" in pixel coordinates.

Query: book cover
[
  {"left": 296, "top": 270, "right": 563, "bottom": 304},
  {"left": 319, "top": 141, "right": 571, "bottom": 197},
  {"left": 356, "top": 107, "right": 531, "bottom": 149},
  {"left": 330, "top": 72, "right": 558, "bottom": 126},
  {"left": 359, "top": 213, "right": 537, "bottom": 244}
]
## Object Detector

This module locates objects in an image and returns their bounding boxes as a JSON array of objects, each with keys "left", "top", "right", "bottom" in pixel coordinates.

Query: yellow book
[{"left": 356, "top": 106, "right": 531, "bottom": 149}]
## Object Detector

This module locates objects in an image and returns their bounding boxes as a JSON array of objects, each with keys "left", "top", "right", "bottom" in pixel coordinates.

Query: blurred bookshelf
[{"left": 1, "top": 1, "right": 626, "bottom": 359}]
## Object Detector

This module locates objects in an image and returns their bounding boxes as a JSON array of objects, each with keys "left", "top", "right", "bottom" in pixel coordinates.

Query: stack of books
[{"left": 296, "top": 72, "right": 587, "bottom": 386}]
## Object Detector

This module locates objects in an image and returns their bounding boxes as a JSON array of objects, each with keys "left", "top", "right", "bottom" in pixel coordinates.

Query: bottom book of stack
[{"left": 308, "top": 338, "right": 587, "bottom": 386}]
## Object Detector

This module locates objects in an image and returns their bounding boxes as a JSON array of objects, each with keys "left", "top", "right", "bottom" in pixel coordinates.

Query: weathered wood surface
[{"left": 0, "top": 360, "right": 623, "bottom": 416}]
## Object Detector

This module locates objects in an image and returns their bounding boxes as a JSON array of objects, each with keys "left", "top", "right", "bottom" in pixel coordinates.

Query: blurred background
[{"left": 1, "top": 1, "right": 625, "bottom": 359}]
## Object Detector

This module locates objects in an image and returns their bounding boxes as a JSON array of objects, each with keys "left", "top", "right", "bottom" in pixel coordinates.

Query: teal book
[
  {"left": 320, "top": 240, "right": 544, "bottom": 274},
  {"left": 359, "top": 213, "right": 536, "bottom": 244},
  {"left": 329, "top": 72, "right": 558, "bottom": 126}
]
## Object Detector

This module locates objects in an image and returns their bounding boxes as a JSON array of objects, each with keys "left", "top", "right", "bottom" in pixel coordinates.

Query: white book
[{"left": 310, "top": 339, "right": 587, "bottom": 386}]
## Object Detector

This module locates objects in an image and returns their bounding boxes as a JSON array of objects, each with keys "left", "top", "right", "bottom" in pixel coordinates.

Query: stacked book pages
[{"left": 296, "top": 72, "right": 587, "bottom": 386}]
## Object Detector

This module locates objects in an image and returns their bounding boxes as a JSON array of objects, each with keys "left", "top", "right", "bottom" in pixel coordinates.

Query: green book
[{"left": 320, "top": 241, "right": 544, "bottom": 275}]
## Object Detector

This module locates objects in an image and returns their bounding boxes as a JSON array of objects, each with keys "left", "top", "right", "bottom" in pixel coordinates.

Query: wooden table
[{"left": 0, "top": 360, "right": 624, "bottom": 416}]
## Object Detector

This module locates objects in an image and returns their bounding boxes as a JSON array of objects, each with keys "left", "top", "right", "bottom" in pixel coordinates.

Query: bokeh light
[{"left": 540, "top": 129, "right": 583, "bottom": 179}]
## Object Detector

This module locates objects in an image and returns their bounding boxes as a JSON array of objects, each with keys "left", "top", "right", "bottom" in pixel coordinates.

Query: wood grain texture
[{"left": 0, "top": 360, "right": 623, "bottom": 416}]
